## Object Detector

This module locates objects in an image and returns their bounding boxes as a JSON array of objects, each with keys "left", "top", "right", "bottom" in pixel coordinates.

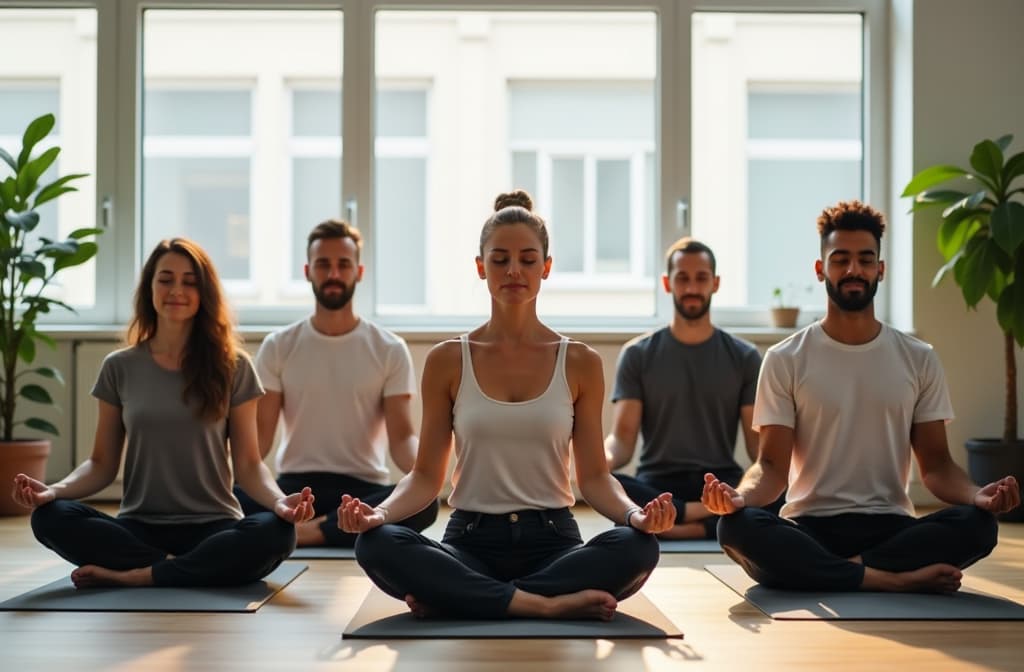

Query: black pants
[
  {"left": 615, "top": 467, "right": 784, "bottom": 539},
  {"left": 717, "top": 505, "right": 999, "bottom": 591},
  {"left": 30, "top": 499, "right": 295, "bottom": 587},
  {"left": 235, "top": 471, "right": 439, "bottom": 547},
  {"left": 355, "top": 507, "right": 661, "bottom": 618}
]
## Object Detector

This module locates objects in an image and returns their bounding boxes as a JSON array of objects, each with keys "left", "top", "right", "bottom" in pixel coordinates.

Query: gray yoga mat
[
  {"left": 659, "top": 539, "right": 722, "bottom": 553},
  {"left": 290, "top": 546, "right": 356, "bottom": 559},
  {"left": 0, "top": 562, "right": 307, "bottom": 613},
  {"left": 707, "top": 563, "right": 1024, "bottom": 620},
  {"left": 343, "top": 587, "right": 683, "bottom": 639}
]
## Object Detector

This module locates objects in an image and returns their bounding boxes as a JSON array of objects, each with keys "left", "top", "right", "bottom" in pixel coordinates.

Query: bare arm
[
  {"left": 339, "top": 343, "right": 456, "bottom": 532},
  {"left": 572, "top": 344, "right": 674, "bottom": 533},
  {"left": 739, "top": 405, "right": 758, "bottom": 463},
  {"left": 13, "top": 400, "right": 125, "bottom": 508},
  {"left": 703, "top": 424, "right": 791, "bottom": 514},
  {"left": 383, "top": 393, "right": 417, "bottom": 474},
  {"left": 231, "top": 398, "right": 313, "bottom": 523},
  {"left": 604, "top": 399, "right": 641, "bottom": 471},
  {"left": 255, "top": 390, "right": 283, "bottom": 461},
  {"left": 911, "top": 420, "right": 1019, "bottom": 513}
]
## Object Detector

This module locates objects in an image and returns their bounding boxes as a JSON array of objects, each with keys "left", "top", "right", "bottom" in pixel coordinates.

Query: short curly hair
[{"left": 817, "top": 200, "right": 886, "bottom": 251}]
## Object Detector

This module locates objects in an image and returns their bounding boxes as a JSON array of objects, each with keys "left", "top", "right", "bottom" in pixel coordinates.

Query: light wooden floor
[{"left": 1, "top": 506, "right": 1022, "bottom": 672}]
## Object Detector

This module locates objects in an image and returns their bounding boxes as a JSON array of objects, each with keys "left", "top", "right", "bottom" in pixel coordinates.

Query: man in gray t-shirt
[{"left": 605, "top": 237, "right": 763, "bottom": 540}]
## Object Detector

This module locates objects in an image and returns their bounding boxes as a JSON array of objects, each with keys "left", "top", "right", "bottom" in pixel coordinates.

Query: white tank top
[{"left": 448, "top": 334, "right": 576, "bottom": 513}]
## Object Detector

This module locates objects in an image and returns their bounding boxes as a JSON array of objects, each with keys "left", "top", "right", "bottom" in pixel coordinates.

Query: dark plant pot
[
  {"left": 965, "top": 439, "right": 1024, "bottom": 523},
  {"left": 0, "top": 438, "right": 50, "bottom": 516}
]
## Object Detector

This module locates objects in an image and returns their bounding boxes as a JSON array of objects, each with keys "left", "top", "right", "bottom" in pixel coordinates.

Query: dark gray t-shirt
[
  {"left": 92, "top": 345, "right": 264, "bottom": 524},
  {"left": 612, "top": 327, "right": 761, "bottom": 478}
]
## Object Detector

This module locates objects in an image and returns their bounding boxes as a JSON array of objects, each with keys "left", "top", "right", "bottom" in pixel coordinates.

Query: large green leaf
[
  {"left": 970, "top": 139, "right": 1005, "bottom": 184},
  {"left": 960, "top": 238, "right": 1001, "bottom": 307},
  {"left": 0, "top": 176, "right": 17, "bottom": 208},
  {"left": 16, "top": 260, "right": 46, "bottom": 280},
  {"left": 24, "top": 417, "right": 59, "bottom": 436},
  {"left": 933, "top": 248, "right": 964, "bottom": 287},
  {"left": 937, "top": 212, "right": 982, "bottom": 260},
  {"left": 5, "top": 210, "right": 39, "bottom": 231},
  {"left": 18, "top": 335, "right": 36, "bottom": 364},
  {"left": 991, "top": 201, "right": 1024, "bottom": 256},
  {"left": 37, "top": 241, "right": 79, "bottom": 257},
  {"left": 902, "top": 165, "right": 968, "bottom": 196},
  {"left": 0, "top": 147, "right": 16, "bottom": 172},
  {"left": 1004, "top": 151, "right": 1024, "bottom": 183},
  {"left": 1000, "top": 278, "right": 1024, "bottom": 347},
  {"left": 53, "top": 241, "right": 97, "bottom": 272},
  {"left": 942, "top": 191, "right": 988, "bottom": 218},
  {"left": 19, "top": 383, "right": 53, "bottom": 405},
  {"left": 16, "top": 114, "right": 55, "bottom": 169},
  {"left": 987, "top": 265, "right": 1008, "bottom": 302},
  {"left": 67, "top": 227, "right": 103, "bottom": 240},
  {"left": 17, "top": 146, "right": 60, "bottom": 199},
  {"left": 33, "top": 172, "right": 87, "bottom": 209},
  {"left": 995, "top": 134, "right": 1014, "bottom": 152},
  {"left": 25, "top": 366, "right": 65, "bottom": 385},
  {"left": 911, "top": 189, "right": 968, "bottom": 212}
]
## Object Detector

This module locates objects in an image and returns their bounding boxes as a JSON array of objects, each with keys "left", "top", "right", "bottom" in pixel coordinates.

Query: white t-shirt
[
  {"left": 753, "top": 321, "right": 953, "bottom": 519},
  {"left": 255, "top": 318, "right": 416, "bottom": 483}
]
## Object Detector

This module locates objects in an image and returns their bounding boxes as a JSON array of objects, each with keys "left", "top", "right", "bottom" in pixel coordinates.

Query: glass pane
[
  {"left": 691, "top": 12, "right": 863, "bottom": 307},
  {"left": 552, "top": 158, "right": 584, "bottom": 273},
  {"left": 596, "top": 159, "right": 630, "bottom": 273},
  {"left": 143, "top": 9, "right": 342, "bottom": 305},
  {"left": 376, "top": 10, "right": 657, "bottom": 317},
  {"left": 0, "top": 9, "right": 97, "bottom": 311},
  {"left": 376, "top": 157, "right": 427, "bottom": 306},
  {"left": 377, "top": 90, "right": 427, "bottom": 137}
]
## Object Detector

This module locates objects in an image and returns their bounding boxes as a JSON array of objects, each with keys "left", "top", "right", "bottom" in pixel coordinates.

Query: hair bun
[{"left": 494, "top": 189, "right": 533, "bottom": 212}]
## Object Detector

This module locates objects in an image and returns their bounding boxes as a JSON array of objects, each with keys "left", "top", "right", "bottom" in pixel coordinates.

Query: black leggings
[
  {"left": 355, "top": 507, "right": 660, "bottom": 618},
  {"left": 235, "top": 471, "right": 439, "bottom": 547},
  {"left": 717, "top": 505, "right": 999, "bottom": 590},
  {"left": 31, "top": 500, "right": 295, "bottom": 587}
]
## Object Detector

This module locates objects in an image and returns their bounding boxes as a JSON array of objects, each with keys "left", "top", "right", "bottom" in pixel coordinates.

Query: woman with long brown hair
[{"left": 13, "top": 238, "right": 314, "bottom": 587}]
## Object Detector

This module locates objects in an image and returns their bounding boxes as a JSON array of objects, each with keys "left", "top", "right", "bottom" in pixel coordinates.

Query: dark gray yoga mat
[
  {"left": 659, "top": 539, "right": 722, "bottom": 553},
  {"left": 0, "top": 562, "right": 307, "bottom": 613},
  {"left": 290, "top": 546, "right": 356, "bottom": 559},
  {"left": 707, "top": 563, "right": 1024, "bottom": 620},
  {"left": 343, "top": 587, "right": 683, "bottom": 639}
]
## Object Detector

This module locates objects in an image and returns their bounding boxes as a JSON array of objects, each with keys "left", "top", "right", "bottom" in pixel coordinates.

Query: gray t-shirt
[
  {"left": 92, "top": 345, "right": 264, "bottom": 524},
  {"left": 612, "top": 327, "right": 761, "bottom": 478}
]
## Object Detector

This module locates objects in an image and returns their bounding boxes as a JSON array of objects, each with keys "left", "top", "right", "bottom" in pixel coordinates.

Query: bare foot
[
  {"left": 296, "top": 516, "right": 328, "bottom": 547},
  {"left": 657, "top": 522, "right": 709, "bottom": 540},
  {"left": 404, "top": 594, "right": 439, "bottom": 619},
  {"left": 71, "top": 565, "right": 154, "bottom": 589},
  {"left": 508, "top": 588, "right": 618, "bottom": 620},
  {"left": 861, "top": 563, "right": 963, "bottom": 593}
]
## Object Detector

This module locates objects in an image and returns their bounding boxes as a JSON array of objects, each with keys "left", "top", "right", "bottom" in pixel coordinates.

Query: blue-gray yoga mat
[
  {"left": 706, "top": 563, "right": 1024, "bottom": 620},
  {"left": 0, "top": 562, "right": 307, "bottom": 613},
  {"left": 290, "top": 546, "right": 356, "bottom": 559},
  {"left": 343, "top": 587, "right": 683, "bottom": 639},
  {"left": 659, "top": 539, "right": 722, "bottom": 553}
]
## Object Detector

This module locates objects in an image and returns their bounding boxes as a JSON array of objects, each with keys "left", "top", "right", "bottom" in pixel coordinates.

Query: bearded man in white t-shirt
[
  {"left": 235, "top": 220, "right": 438, "bottom": 547},
  {"left": 702, "top": 200, "right": 1020, "bottom": 593}
]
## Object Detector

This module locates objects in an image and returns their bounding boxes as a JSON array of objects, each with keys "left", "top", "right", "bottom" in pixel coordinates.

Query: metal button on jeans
[{"left": 509, "top": 513, "right": 519, "bottom": 523}]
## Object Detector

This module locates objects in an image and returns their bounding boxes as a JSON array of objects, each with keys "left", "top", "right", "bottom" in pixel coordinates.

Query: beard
[
  {"left": 313, "top": 280, "right": 355, "bottom": 311},
  {"left": 673, "top": 293, "right": 712, "bottom": 321},
  {"left": 825, "top": 276, "right": 879, "bottom": 312}
]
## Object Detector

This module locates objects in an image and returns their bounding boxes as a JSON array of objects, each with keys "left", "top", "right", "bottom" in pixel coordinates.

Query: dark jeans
[
  {"left": 235, "top": 471, "right": 439, "bottom": 547},
  {"left": 355, "top": 507, "right": 661, "bottom": 618},
  {"left": 717, "top": 505, "right": 999, "bottom": 591},
  {"left": 615, "top": 467, "right": 784, "bottom": 539},
  {"left": 31, "top": 499, "right": 295, "bottom": 587}
]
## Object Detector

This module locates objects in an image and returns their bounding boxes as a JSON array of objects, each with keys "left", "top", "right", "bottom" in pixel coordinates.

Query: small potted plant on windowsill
[
  {"left": 770, "top": 285, "right": 805, "bottom": 329},
  {"left": 902, "top": 133, "right": 1024, "bottom": 522},
  {"left": 0, "top": 113, "right": 99, "bottom": 516}
]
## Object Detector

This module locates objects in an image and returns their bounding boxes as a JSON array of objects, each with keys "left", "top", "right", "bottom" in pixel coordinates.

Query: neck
[
  {"left": 310, "top": 304, "right": 359, "bottom": 337},
  {"left": 481, "top": 301, "right": 545, "bottom": 343},
  {"left": 669, "top": 313, "right": 715, "bottom": 344},
  {"left": 149, "top": 320, "right": 192, "bottom": 359},
  {"left": 820, "top": 303, "right": 882, "bottom": 344}
]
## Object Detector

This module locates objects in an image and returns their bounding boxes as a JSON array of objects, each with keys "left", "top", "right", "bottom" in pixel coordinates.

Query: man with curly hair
[{"left": 702, "top": 200, "right": 1020, "bottom": 593}]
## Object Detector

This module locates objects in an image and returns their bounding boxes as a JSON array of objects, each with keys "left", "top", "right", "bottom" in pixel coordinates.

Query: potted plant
[
  {"left": 902, "top": 133, "right": 1024, "bottom": 521},
  {"left": 0, "top": 113, "right": 98, "bottom": 516},
  {"left": 770, "top": 285, "right": 807, "bottom": 328}
]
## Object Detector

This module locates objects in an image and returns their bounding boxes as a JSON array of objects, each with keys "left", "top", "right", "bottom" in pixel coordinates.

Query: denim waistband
[{"left": 450, "top": 507, "right": 573, "bottom": 527}]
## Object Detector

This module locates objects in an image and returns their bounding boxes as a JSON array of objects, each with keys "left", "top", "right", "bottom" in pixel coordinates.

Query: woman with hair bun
[
  {"left": 14, "top": 238, "right": 315, "bottom": 588},
  {"left": 340, "top": 190, "right": 674, "bottom": 620}
]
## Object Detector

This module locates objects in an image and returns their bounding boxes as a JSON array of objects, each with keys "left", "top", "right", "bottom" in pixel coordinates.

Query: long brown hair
[{"left": 128, "top": 238, "right": 241, "bottom": 421}]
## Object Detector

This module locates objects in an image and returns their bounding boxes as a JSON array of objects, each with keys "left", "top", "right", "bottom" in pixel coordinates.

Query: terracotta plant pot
[
  {"left": 0, "top": 438, "right": 50, "bottom": 516},
  {"left": 770, "top": 307, "right": 799, "bottom": 329}
]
